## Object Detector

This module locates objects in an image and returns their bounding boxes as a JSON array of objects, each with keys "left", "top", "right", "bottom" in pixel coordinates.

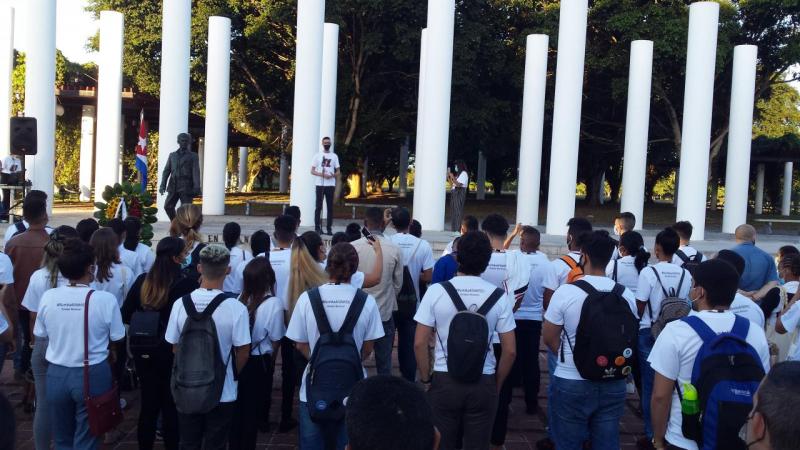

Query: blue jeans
[
  {"left": 47, "top": 361, "right": 112, "bottom": 450},
  {"left": 32, "top": 338, "right": 52, "bottom": 450},
  {"left": 638, "top": 328, "right": 656, "bottom": 439},
  {"left": 547, "top": 349, "right": 557, "bottom": 439},
  {"left": 298, "top": 402, "right": 347, "bottom": 450},
  {"left": 552, "top": 376, "right": 627, "bottom": 450},
  {"left": 394, "top": 313, "right": 417, "bottom": 381},
  {"left": 373, "top": 318, "right": 395, "bottom": 376}
]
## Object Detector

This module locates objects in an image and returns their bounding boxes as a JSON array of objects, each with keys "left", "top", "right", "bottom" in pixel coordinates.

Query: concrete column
[
  {"left": 201, "top": 16, "right": 231, "bottom": 216},
  {"left": 238, "top": 147, "right": 248, "bottom": 192},
  {"left": 545, "top": 0, "right": 589, "bottom": 236},
  {"left": 413, "top": 28, "right": 429, "bottom": 195},
  {"left": 516, "top": 34, "right": 549, "bottom": 226},
  {"left": 94, "top": 11, "right": 124, "bottom": 203},
  {"left": 0, "top": 6, "right": 13, "bottom": 159},
  {"left": 78, "top": 105, "right": 96, "bottom": 202},
  {"left": 722, "top": 45, "right": 758, "bottom": 233},
  {"left": 755, "top": 163, "right": 764, "bottom": 215},
  {"left": 156, "top": 0, "right": 192, "bottom": 221},
  {"left": 675, "top": 2, "right": 720, "bottom": 241},
  {"left": 319, "top": 23, "right": 339, "bottom": 149},
  {"left": 23, "top": 0, "right": 57, "bottom": 210},
  {"left": 413, "top": 1, "right": 455, "bottom": 231},
  {"left": 198, "top": 137, "right": 204, "bottom": 188},
  {"left": 782, "top": 162, "right": 793, "bottom": 216},
  {"left": 279, "top": 152, "right": 289, "bottom": 192},
  {"left": 619, "top": 40, "right": 653, "bottom": 230},
  {"left": 476, "top": 152, "right": 486, "bottom": 200},
  {"left": 289, "top": 0, "right": 325, "bottom": 226},
  {"left": 399, "top": 136, "right": 409, "bottom": 197}
]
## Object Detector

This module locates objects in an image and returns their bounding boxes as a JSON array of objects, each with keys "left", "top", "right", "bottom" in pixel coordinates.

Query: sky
[{"left": 2, "top": 0, "right": 99, "bottom": 64}]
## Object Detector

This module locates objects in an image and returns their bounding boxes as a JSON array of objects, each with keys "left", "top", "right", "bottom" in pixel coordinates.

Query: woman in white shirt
[
  {"left": 606, "top": 230, "right": 650, "bottom": 295},
  {"left": 170, "top": 204, "right": 205, "bottom": 282},
  {"left": 223, "top": 222, "right": 252, "bottom": 293},
  {"left": 447, "top": 159, "right": 469, "bottom": 232},
  {"left": 123, "top": 216, "right": 155, "bottom": 273},
  {"left": 91, "top": 228, "right": 133, "bottom": 307}
]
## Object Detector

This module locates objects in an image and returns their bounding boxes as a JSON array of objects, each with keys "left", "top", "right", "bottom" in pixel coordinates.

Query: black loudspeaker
[{"left": 10, "top": 117, "right": 37, "bottom": 156}]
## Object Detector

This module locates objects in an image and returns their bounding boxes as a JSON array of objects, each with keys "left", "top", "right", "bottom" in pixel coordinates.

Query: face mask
[
  {"left": 689, "top": 287, "right": 701, "bottom": 311},
  {"left": 738, "top": 412, "right": 764, "bottom": 448},
  {"left": 323, "top": 144, "right": 331, "bottom": 151},
  {"left": 181, "top": 254, "right": 191, "bottom": 270}
]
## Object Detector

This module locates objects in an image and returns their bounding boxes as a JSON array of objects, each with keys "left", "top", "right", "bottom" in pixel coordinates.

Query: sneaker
[
  {"left": 278, "top": 418, "right": 297, "bottom": 433},
  {"left": 535, "top": 438, "right": 555, "bottom": 450}
]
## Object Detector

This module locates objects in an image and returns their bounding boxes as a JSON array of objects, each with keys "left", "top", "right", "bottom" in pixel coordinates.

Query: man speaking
[{"left": 311, "top": 136, "right": 340, "bottom": 235}]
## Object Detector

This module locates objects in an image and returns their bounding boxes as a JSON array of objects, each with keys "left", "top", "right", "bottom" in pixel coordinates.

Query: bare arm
[
  {"left": 296, "top": 342, "right": 310, "bottom": 360},
  {"left": 0, "top": 299, "right": 13, "bottom": 344},
  {"left": 362, "top": 239, "right": 384, "bottom": 289},
  {"left": 543, "top": 288, "right": 554, "bottom": 311},
  {"left": 235, "top": 345, "right": 250, "bottom": 374},
  {"left": 637, "top": 300, "right": 648, "bottom": 319},
  {"left": 503, "top": 223, "right": 523, "bottom": 250},
  {"left": 651, "top": 372, "right": 675, "bottom": 449},
  {"left": 414, "top": 324, "right": 434, "bottom": 381},
  {"left": 542, "top": 320, "right": 562, "bottom": 354},
  {"left": 420, "top": 268, "right": 432, "bottom": 284},
  {"left": 361, "top": 340, "right": 375, "bottom": 362},
  {"left": 495, "top": 330, "right": 517, "bottom": 392},
  {"left": 752, "top": 281, "right": 779, "bottom": 301}
]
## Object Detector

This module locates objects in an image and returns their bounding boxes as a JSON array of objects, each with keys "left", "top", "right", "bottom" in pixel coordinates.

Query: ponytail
[{"left": 620, "top": 231, "right": 649, "bottom": 273}]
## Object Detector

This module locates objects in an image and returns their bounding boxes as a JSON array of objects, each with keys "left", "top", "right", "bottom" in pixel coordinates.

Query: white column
[
  {"left": 755, "top": 163, "right": 765, "bottom": 215},
  {"left": 675, "top": 2, "right": 719, "bottom": 241},
  {"left": 238, "top": 147, "right": 248, "bottom": 192},
  {"left": 289, "top": 0, "right": 325, "bottom": 226},
  {"left": 319, "top": 23, "right": 339, "bottom": 148},
  {"left": 413, "top": 28, "right": 429, "bottom": 194},
  {"left": 544, "top": 0, "right": 589, "bottom": 236},
  {"left": 197, "top": 137, "right": 205, "bottom": 188},
  {"left": 78, "top": 105, "right": 95, "bottom": 202},
  {"left": 399, "top": 136, "right": 409, "bottom": 197},
  {"left": 23, "top": 0, "right": 57, "bottom": 209},
  {"left": 0, "top": 6, "right": 13, "bottom": 159},
  {"left": 722, "top": 45, "right": 758, "bottom": 233},
  {"left": 477, "top": 152, "right": 486, "bottom": 200},
  {"left": 94, "top": 11, "right": 124, "bottom": 202},
  {"left": 782, "top": 162, "right": 793, "bottom": 216},
  {"left": 156, "top": 0, "right": 192, "bottom": 221},
  {"left": 118, "top": 114, "right": 125, "bottom": 184},
  {"left": 413, "top": 1, "right": 455, "bottom": 231},
  {"left": 619, "top": 40, "right": 654, "bottom": 230},
  {"left": 201, "top": 17, "right": 231, "bottom": 215},
  {"left": 279, "top": 152, "right": 289, "bottom": 192},
  {"left": 516, "top": 34, "right": 549, "bottom": 226}
]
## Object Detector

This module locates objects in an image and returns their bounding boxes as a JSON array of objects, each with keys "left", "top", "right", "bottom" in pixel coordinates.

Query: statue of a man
[{"left": 159, "top": 133, "right": 201, "bottom": 220}]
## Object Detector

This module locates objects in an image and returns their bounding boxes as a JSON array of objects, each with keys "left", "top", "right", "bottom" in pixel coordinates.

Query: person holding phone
[
  {"left": 447, "top": 160, "right": 469, "bottom": 232},
  {"left": 310, "top": 137, "right": 340, "bottom": 235}
]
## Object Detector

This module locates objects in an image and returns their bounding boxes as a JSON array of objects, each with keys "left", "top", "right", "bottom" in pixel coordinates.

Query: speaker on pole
[{"left": 10, "top": 117, "right": 37, "bottom": 156}]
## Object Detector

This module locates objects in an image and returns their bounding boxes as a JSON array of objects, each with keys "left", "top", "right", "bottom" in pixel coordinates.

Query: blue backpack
[{"left": 679, "top": 315, "right": 765, "bottom": 450}]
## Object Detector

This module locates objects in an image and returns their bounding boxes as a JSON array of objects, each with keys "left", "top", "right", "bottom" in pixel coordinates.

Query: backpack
[
  {"left": 648, "top": 267, "right": 690, "bottom": 338},
  {"left": 611, "top": 260, "right": 618, "bottom": 282},
  {"left": 305, "top": 287, "right": 367, "bottom": 424},
  {"left": 440, "top": 281, "right": 505, "bottom": 383},
  {"left": 676, "top": 249, "right": 703, "bottom": 274},
  {"left": 12, "top": 221, "right": 25, "bottom": 237},
  {"left": 678, "top": 315, "right": 765, "bottom": 450},
  {"left": 396, "top": 239, "right": 422, "bottom": 321},
  {"left": 560, "top": 255, "right": 584, "bottom": 284},
  {"left": 128, "top": 309, "right": 161, "bottom": 358},
  {"left": 564, "top": 280, "right": 639, "bottom": 381},
  {"left": 171, "top": 293, "right": 236, "bottom": 415},
  {"left": 181, "top": 243, "right": 207, "bottom": 282}
]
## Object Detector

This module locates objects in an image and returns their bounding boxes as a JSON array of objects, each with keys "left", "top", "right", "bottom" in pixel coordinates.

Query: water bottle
[{"left": 681, "top": 383, "right": 701, "bottom": 441}]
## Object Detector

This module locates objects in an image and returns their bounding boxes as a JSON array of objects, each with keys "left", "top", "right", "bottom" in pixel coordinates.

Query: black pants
[
  {"left": 177, "top": 401, "right": 235, "bottom": 450},
  {"left": 136, "top": 354, "right": 179, "bottom": 450},
  {"left": 17, "top": 309, "right": 32, "bottom": 373},
  {"left": 165, "top": 190, "right": 196, "bottom": 221},
  {"left": 230, "top": 354, "right": 274, "bottom": 450},
  {"left": 1, "top": 172, "right": 19, "bottom": 216},
  {"left": 428, "top": 372, "right": 498, "bottom": 450},
  {"left": 314, "top": 186, "right": 335, "bottom": 231},
  {"left": 279, "top": 337, "right": 307, "bottom": 423}
]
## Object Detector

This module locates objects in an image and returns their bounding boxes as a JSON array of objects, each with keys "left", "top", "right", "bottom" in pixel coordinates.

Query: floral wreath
[{"left": 94, "top": 182, "right": 158, "bottom": 246}]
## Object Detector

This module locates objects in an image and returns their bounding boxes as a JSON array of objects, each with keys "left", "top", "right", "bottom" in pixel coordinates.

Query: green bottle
[{"left": 681, "top": 383, "right": 699, "bottom": 415}]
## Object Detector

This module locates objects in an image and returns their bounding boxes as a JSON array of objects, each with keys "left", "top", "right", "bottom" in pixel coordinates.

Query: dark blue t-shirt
[{"left": 432, "top": 254, "right": 458, "bottom": 284}]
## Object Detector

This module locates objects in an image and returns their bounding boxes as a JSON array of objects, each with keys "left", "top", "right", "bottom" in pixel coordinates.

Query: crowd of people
[{"left": 2, "top": 190, "right": 800, "bottom": 450}]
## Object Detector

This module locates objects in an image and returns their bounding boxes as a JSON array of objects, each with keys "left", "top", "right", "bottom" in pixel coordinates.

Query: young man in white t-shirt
[
  {"left": 649, "top": 260, "right": 770, "bottom": 450},
  {"left": 671, "top": 221, "right": 704, "bottom": 267},
  {"left": 311, "top": 137, "right": 340, "bottom": 235},
  {"left": 165, "top": 245, "right": 251, "bottom": 449},
  {"left": 388, "top": 207, "right": 433, "bottom": 381},
  {"left": 542, "top": 230, "right": 638, "bottom": 450},
  {"left": 442, "top": 215, "right": 478, "bottom": 256},
  {"left": 635, "top": 227, "right": 691, "bottom": 444},
  {"left": 610, "top": 211, "right": 637, "bottom": 260},
  {"left": 414, "top": 231, "right": 516, "bottom": 450}
]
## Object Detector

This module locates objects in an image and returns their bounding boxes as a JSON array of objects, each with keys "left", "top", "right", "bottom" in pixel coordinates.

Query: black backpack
[
  {"left": 396, "top": 240, "right": 422, "bottom": 320},
  {"left": 676, "top": 249, "right": 703, "bottom": 274},
  {"left": 128, "top": 309, "right": 161, "bottom": 358},
  {"left": 11, "top": 221, "right": 25, "bottom": 237},
  {"left": 564, "top": 281, "right": 639, "bottom": 381},
  {"left": 181, "top": 243, "right": 207, "bottom": 282},
  {"left": 171, "top": 293, "right": 236, "bottom": 414},
  {"left": 441, "top": 281, "right": 505, "bottom": 383},
  {"left": 305, "top": 287, "right": 367, "bottom": 424}
]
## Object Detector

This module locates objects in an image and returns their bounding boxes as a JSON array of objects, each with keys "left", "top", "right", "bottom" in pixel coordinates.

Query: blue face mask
[{"left": 181, "top": 254, "right": 192, "bottom": 270}]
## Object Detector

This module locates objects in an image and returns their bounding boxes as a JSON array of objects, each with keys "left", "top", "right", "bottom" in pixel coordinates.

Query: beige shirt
[{"left": 352, "top": 235, "right": 403, "bottom": 322}]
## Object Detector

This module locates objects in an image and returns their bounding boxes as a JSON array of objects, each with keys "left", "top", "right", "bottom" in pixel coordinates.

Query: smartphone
[{"left": 361, "top": 227, "right": 376, "bottom": 242}]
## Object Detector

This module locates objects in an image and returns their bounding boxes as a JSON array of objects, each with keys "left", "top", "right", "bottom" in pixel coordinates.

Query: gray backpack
[
  {"left": 171, "top": 293, "right": 236, "bottom": 414},
  {"left": 648, "top": 267, "right": 690, "bottom": 338}
]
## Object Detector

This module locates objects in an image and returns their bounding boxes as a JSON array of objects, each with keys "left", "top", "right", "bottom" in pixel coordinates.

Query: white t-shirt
[
  {"left": 481, "top": 252, "right": 508, "bottom": 291},
  {"left": 165, "top": 289, "right": 251, "bottom": 403},
  {"left": 269, "top": 250, "right": 292, "bottom": 310},
  {"left": 285, "top": 283, "right": 384, "bottom": 402},
  {"left": 542, "top": 251, "right": 581, "bottom": 292},
  {"left": 350, "top": 271, "right": 365, "bottom": 289},
  {"left": 648, "top": 311, "right": 770, "bottom": 450},
  {"left": 452, "top": 171, "right": 468, "bottom": 190},
  {"left": 119, "top": 245, "right": 143, "bottom": 279},
  {"left": 517, "top": 252, "right": 551, "bottom": 321},
  {"left": 93, "top": 263, "right": 134, "bottom": 307},
  {"left": 33, "top": 286, "right": 125, "bottom": 367},
  {"left": 1, "top": 155, "right": 21, "bottom": 174},
  {"left": 414, "top": 276, "right": 516, "bottom": 375},
  {"left": 390, "top": 233, "right": 435, "bottom": 301},
  {"left": 442, "top": 239, "right": 456, "bottom": 257},
  {"left": 4, "top": 221, "right": 53, "bottom": 243},
  {"left": 671, "top": 245, "right": 703, "bottom": 267},
  {"left": 22, "top": 267, "right": 68, "bottom": 313},
  {"left": 636, "top": 262, "right": 692, "bottom": 329},
  {"left": 248, "top": 296, "right": 286, "bottom": 356},
  {"left": 224, "top": 247, "right": 252, "bottom": 293},
  {"left": 606, "top": 256, "right": 640, "bottom": 296},
  {"left": 777, "top": 299, "right": 800, "bottom": 361},
  {"left": 729, "top": 293, "right": 765, "bottom": 328},
  {"left": 311, "top": 152, "right": 340, "bottom": 187},
  {"left": 0, "top": 252, "right": 13, "bottom": 286},
  {"left": 135, "top": 243, "right": 155, "bottom": 273},
  {"left": 544, "top": 275, "right": 638, "bottom": 380}
]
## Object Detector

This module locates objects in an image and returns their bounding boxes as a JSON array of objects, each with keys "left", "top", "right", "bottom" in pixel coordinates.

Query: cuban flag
[{"left": 134, "top": 109, "right": 148, "bottom": 192}]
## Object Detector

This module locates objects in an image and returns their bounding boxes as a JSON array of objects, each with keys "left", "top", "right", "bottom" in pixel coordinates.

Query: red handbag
[{"left": 82, "top": 290, "right": 124, "bottom": 436}]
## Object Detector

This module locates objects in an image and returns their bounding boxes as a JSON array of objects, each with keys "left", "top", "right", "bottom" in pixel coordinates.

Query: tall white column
[
  {"left": 23, "top": 0, "right": 57, "bottom": 209},
  {"left": 201, "top": 16, "right": 231, "bottom": 216},
  {"left": 399, "top": 137, "right": 409, "bottom": 197},
  {"left": 619, "top": 40, "right": 654, "bottom": 230},
  {"left": 290, "top": 0, "right": 325, "bottom": 226},
  {"left": 413, "top": 1, "right": 455, "bottom": 231},
  {"left": 79, "top": 105, "right": 95, "bottom": 201},
  {"left": 516, "top": 34, "right": 549, "bottom": 226},
  {"left": 156, "top": 0, "right": 192, "bottom": 221},
  {"left": 545, "top": 0, "right": 589, "bottom": 236},
  {"left": 197, "top": 137, "right": 204, "bottom": 188},
  {"left": 675, "top": 2, "right": 719, "bottom": 241},
  {"left": 782, "top": 162, "right": 793, "bottom": 216},
  {"left": 279, "top": 152, "right": 289, "bottom": 192},
  {"left": 94, "top": 11, "right": 124, "bottom": 202},
  {"left": 238, "top": 147, "right": 248, "bottom": 192},
  {"left": 0, "top": 6, "right": 13, "bottom": 159},
  {"left": 319, "top": 23, "right": 339, "bottom": 148},
  {"left": 755, "top": 163, "right": 765, "bottom": 215},
  {"left": 476, "top": 152, "right": 486, "bottom": 200},
  {"left": 413, "top": 28, "right": 429, "bottom": 193},
  {"left": 722, "top": 45, "right": 758, "bottom": 233}
]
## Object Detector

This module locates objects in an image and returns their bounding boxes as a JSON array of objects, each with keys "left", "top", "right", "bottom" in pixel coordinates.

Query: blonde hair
[
  {"left": 170, "top": 204, "right": 203, "bottom": 255},
  {"left": 286, "top": 238, "right": 327, "bottom": 320}
]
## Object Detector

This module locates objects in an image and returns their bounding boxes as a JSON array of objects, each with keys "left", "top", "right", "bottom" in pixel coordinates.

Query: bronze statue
[{"left": 159, "top": 133, "right": 201, "bottom": 220}]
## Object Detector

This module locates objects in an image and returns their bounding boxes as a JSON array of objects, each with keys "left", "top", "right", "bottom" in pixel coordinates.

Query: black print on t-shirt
[{"left": 322, "top": 158, "right": 332, "bottom": 168}]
